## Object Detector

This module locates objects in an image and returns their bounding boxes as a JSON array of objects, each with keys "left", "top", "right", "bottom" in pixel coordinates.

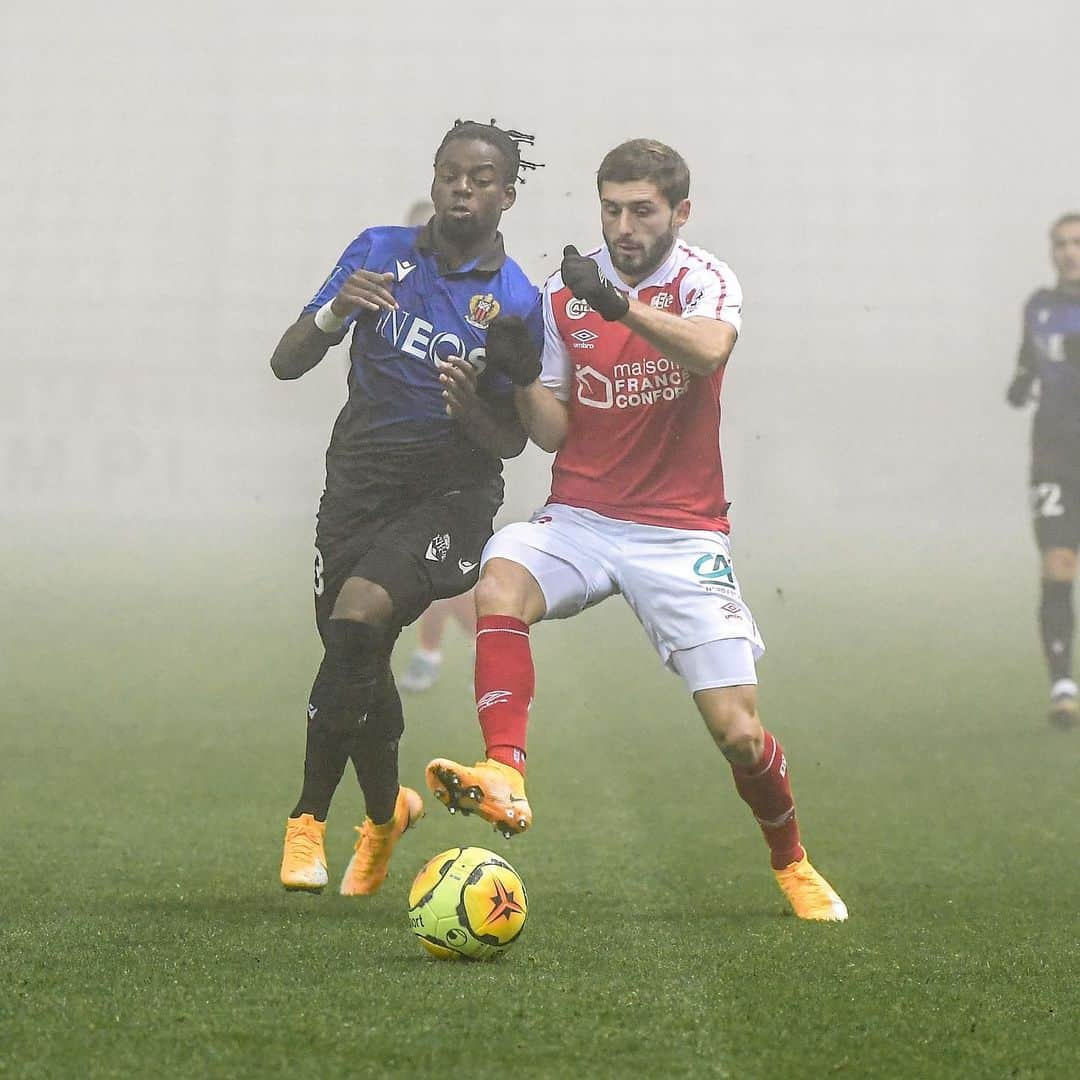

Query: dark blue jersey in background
[
  {"left": 302, "top": 221, "right": 542, "bottom": 519},
  {"left": 1019, "top": 288, "right": 1080, "bottom": 475}
]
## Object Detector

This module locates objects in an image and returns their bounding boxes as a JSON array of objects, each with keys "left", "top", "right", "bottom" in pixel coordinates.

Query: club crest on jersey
[
  {"left": 565, "top": 297, "right": 591, "bottom": 320},
  {"left": 466, "top": 293, "right": 501, "bottom": 329}
]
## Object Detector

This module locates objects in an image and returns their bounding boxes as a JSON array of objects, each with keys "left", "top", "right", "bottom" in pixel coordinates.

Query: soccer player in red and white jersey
[{"left": 426, "top": 139, "right": 846, "bottom": 920}]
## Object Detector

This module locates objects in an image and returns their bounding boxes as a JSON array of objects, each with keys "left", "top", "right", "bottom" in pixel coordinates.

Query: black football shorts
[
  {"left": 1030, "top": 472, "right": 1080, "bottom": 551},
  {"left": 313, "top": 484, "right": 495, "bottom": 641}
]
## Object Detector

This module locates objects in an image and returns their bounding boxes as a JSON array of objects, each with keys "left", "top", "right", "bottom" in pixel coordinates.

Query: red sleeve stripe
[{"left": 678, "top": 242, "right": 729, "bottom": 318}]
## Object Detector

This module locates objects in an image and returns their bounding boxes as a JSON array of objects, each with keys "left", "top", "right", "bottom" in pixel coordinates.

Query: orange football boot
[
  {"left": 425, "top": 757, "right": 532, "bottom": 839},
  {"left": 280, "top": 813, "right": 328, "bottom": 892},
  {"left": 773, "top": 852, "right": 848, "bottom": 921},
  {"left": 339, "top": 786, "right": 425, "bottom": 896}
]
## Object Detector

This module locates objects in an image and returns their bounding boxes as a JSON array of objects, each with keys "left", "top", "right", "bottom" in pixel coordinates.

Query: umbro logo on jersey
[
  {"left": 565, "top": 297, "right": 591, "bottom": 319},
  {"left": 571, "top": 328, "right": 598, "bottom": 349},
  {"left": 457, "top": 559, "right": 478, "bottom": 575},
  {"left": 396, "top": 259, "right": 417, "bottom": 281},
  {"left": 425, "top": 533, "right": 451, "bottom": 562},
  {"left": 477, "top": 690, "right": 513, "bottom": 713}
]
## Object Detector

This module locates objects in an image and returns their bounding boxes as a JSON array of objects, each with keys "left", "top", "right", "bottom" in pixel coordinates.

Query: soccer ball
[{"left": 408, "top": 846, "right": 528, "bottom": 961}]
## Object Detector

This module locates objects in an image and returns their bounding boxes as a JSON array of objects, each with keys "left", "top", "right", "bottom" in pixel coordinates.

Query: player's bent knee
[
  {"left": 1042, "top": 547, "right": 1078, "bottom": 582},
  {"left": 475, "top": 559, "right": 545, "bottom": 623},
  {"left": 331, "top": 577, "right": 394, "bottom": 625},
  {"left": 719, "top": 724, "right": 764, "bottom": 768},
  {"left": 697, "top": 685, "right": 763, "bottom": 766}
]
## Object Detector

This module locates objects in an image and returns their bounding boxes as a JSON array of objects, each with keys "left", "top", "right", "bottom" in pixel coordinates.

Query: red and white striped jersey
[{"left": 539, "top": 239, "right": 743, "bottom": 532}]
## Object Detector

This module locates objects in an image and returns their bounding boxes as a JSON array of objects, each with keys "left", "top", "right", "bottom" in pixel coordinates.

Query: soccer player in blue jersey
[
  {"left": 397, "top": 197, "right": 482, "bottom": 695},
  {"left": 270, "top": 120, "right": 543, "bottom": 894},
  {"left": 1007, "top": 212, "right": 1080, "bottom": 728}
]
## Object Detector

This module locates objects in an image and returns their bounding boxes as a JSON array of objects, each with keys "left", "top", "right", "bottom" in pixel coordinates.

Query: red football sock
[
  {"left": 474, "top": 615, "right": 533, "bottom": 775},
  {"left": 730, "top": 730, "right": 804, "bottom": 870}
]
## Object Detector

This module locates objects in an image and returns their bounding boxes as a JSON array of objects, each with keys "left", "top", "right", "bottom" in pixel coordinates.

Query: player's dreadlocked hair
[{"left": 434, "top": 119, "right": 543, "bottom": 185}]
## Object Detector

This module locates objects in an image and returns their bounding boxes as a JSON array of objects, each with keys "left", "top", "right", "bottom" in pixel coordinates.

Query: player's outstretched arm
[
  {"left": 270, "top": 269, "right": 398, "bottom": 381},
  {"left": 620, "top": 300, "right": 737, "bottom": 376},
  {"left": 269, "top": 312, "right": 341, "bottom": 380},
  {"left": 558, "top": 246, "right": 735, "bottom": 376},
  {"left": 1006, "top": 338, "right": 1037, "bottom": 407}
]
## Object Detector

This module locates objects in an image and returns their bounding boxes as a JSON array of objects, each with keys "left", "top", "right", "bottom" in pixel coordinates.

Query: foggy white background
[{"left": 2, "top": 0, "right": 1078, "bottom": 575}]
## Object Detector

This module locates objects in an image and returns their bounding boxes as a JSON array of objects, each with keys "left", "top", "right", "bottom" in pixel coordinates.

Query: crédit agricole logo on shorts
[{"left": 693, "top": 552, "right": 735, "bottom": 584}]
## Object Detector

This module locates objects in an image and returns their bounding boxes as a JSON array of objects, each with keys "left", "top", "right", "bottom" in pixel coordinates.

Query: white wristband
[{"left": 314, "top": 301, "right": 346, "bottom": 334}]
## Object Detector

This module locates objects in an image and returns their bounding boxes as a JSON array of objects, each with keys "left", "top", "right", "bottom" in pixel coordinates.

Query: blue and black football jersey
[
  {"left": 302, "top": 221, "right": 542, "bottom": 524},
  {"left": 304, "top": 222, "right": 542, "bottom": 445},
  {"left": 1019, "top": 289, "right": 1080, "bottom": 474}
]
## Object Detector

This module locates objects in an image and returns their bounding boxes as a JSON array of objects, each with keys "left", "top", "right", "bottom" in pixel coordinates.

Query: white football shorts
[{"left": 481, "top": 504, "right": 764, "bottom": 691}]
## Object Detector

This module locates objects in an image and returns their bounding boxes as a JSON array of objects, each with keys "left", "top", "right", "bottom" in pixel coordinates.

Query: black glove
[
  {"left": 560, "top": 245, "right": 629, "bottom": 321},
  {"left": 484, "top": 315, "right": 541, "bottom": 387},
  {"left": 1006, "top": 372, "right": 1034, "bottom": 407}
]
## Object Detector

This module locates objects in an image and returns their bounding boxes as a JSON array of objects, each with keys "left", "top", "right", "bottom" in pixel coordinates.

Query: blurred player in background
[
  {"left": 427, "top": 139, "right": 847, "bottom": 921},
  {"left": 270, "top": 120, "right": 542, "bottom": 895},
  {"left": 398, "top": 591, "right": 476, "bottom": 692},
  {"left": 1006, "top": 212, "right": 1080, "bottom": 729},
  {"left": 394, "top": 198, "right": 479, "bottom": 695}
]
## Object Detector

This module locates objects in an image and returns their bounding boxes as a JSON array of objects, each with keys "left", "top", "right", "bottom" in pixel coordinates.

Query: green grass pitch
[{"left": 1, "top": 526, "right": 1076, "bottom": 1078}]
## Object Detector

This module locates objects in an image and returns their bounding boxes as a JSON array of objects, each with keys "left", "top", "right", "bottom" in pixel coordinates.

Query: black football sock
[
  {"left": 350, "top": 666, "right": 403, "bottom": 825},
  {"left": 291, "top": 621, "right": 387, "bottom": 821},
  {"left": 1040, "top": 579, "right": 1075, "bottom": 683}
]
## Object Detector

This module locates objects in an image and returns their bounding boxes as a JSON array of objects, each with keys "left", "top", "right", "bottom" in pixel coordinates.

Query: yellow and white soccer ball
[{"left": 408, "top": 846, "right": 528, "bottom": 961}]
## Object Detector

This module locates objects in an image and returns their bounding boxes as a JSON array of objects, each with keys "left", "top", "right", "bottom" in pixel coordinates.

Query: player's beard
[
  {"left": 436, "top": 210, "right": 489, "bottom": 246},
  {"left": 607, "top": 226, "right": 676, "bottom": 282}
]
